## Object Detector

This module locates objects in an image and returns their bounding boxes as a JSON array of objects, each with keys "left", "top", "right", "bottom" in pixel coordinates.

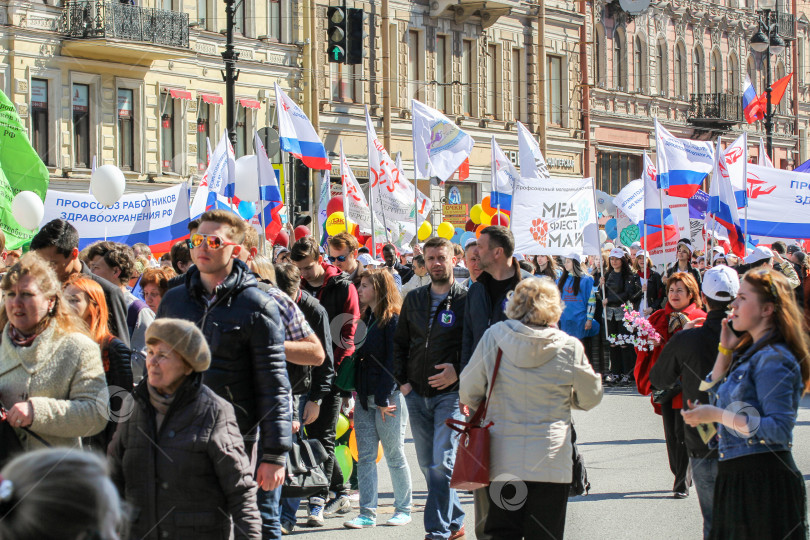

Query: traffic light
[
  {"left": 327, "top": 7, "right": 346, "bottom": 64},
  {"left": 293, "top": 158, "right": 310, "bottom": 214},
  {"left": 346, "top": 8, "right": 364, "bottom": 65}
]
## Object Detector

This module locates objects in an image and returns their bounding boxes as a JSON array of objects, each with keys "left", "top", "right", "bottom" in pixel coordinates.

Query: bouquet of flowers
[{"left": 607, "top": 303, "right": 661, "bottom": 351}]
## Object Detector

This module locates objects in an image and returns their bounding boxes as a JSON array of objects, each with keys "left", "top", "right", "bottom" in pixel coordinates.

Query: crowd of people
[{"left": 0, "top": 214, "right": 805, "bottom": 540}]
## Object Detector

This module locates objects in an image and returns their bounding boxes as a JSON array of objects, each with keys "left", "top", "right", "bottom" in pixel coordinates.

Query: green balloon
[
  {"left": 620, "top": 224, "right": 641, "bottom": 247},
  {"left": 335, "top": 444, "right": 353, "bottom": 479}
]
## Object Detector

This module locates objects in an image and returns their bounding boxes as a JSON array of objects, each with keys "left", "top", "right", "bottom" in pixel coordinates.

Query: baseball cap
[
  {"left": 787, "top": 244, "right": 801, "bottom": 255},
  {"left": 712, "top": 245, "right": 726, "bottom": 256},
  {"left": 744, "top": 246, "right": 773, "bottom": 265},
  {"left": 566, "top": 252, "right": 582, "bottom": 264},
  {"left": 677, "top": 238, "right": 693, "bottom": 253},
  {"left": 603, "top": 242, "right": 615, "bottom": 251},
  {"left": 631, "top": 241, "right": 641, "bottom": 249},
  {"left": 357, "top": 253, "right": 383, "bottom": 267},
  {"left": 609, "top": 247, "right": 625, "bottom": 259},
  {"left": 702, "top": 265, "right": 740, "bottom": 301},
  {"left": 635, "top": 250, "right": 650, "bottom": 259}
]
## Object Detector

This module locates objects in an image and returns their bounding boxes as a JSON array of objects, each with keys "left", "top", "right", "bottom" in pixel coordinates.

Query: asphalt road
[{"left": 287, "top": 386, "right": 810, "bottom": 539}]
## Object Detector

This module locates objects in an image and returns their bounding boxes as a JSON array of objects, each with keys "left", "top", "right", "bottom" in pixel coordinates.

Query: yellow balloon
[
  {"left": 326, "top": 212, "right": 347, "bottom": 236},
  {"left": 480, "top": 212, "right": 492, "bottom": 226},
  {"left": 470, "top": 204, "right": 483, "bottom": 224},
  {"left": 349, "top": 429, "right": 383, "bottom": 463},
  {"left": 418, "top": 220, "right": 432, "bottom": 241},
  {"left": 437, "top": 221, "right": 455, "bottom": 239}
]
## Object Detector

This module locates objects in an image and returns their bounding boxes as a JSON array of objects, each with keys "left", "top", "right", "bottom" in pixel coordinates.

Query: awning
[
  {"left": 201, "top": 93, "right": 223, "bottom": 105},
  {"left": 169, "top": 89, "right": 192, "bottom": 100},
  {"left": 239, "top": 98, "right": 261, "bottom": 110}
]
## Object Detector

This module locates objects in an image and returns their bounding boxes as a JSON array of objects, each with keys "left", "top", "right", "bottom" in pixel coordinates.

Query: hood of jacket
[
  {"left": 184, "top": 258, "right": 256, "bottom": 302},
  {"left": 303, "top": 262, "right": 345, "bottom": 292},
  {"left": 495, "top": 319, "right": 572, "bottom": 369}
]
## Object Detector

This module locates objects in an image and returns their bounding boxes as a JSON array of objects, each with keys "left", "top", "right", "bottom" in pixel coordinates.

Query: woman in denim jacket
[{"left": 683, "top": 268, "right": 809, "bottom": 540}]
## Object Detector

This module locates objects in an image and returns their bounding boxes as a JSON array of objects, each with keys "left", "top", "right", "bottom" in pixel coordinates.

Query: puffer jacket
[
  {"left": 393, "top": 281, "right": 467, "bottom": 397},
  {"left": 109, "top": 375, "right": 261, "bottom": 539},
  {"left": 157, "top": 259, "right": 292, "bottom": 464},
  {"left": 459, "top": 320, "right": 602, "bottom": 483}
]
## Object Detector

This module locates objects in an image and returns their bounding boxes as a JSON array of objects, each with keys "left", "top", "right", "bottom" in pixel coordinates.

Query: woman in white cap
[
  {"left": 599, "top": 247, "right": 642, "bottom": 386},
  {"left": 667, "top": 239, "right": 702, "bottom": 287},
  {"left": 109, "top": 318, "right": 261, "bottom": 539},
  {"left": 635, "top": 250, "right": 664, "bottom": 316},
  {"left": 557, "top": 253, "right": 597, "bottom": 343}
]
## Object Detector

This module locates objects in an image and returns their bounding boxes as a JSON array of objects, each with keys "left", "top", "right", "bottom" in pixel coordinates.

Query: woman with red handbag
[{"left": 459, "top": 277, "right": 603, "bottom": 539}]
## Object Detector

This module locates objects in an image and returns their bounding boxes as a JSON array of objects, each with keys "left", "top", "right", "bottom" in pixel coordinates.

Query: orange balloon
[
  {"left": 481, "top": 196, "right": 497, "bottom": 216},
  {"left": 348, "top": 429, "right": 383, "bottom": 463},
  {"left": 475, "top": 224, "right": 487, "bottom": 238}
]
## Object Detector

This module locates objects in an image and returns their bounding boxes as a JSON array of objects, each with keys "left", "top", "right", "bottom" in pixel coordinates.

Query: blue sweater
[{"left": 356, "top": 312, "right": 399, "bottom": 409}]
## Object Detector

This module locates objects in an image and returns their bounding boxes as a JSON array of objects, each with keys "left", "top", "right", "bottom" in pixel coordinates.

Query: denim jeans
[
  {"left": 690, "top": 456, "right": 719, "bottom": 539},
  {"left": 246, "top": 439, "right": 283, "bottom": 540},
  {"left": 354, "top": 392, "right": 412, "bottom": 519},
  {"left": 404, "top": 390, "right": 465, "bottom": 539}
]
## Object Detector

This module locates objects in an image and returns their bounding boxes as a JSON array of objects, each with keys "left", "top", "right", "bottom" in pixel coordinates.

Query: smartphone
[{"left": 727, "top": 319, "right": 746, "bottom": 338}]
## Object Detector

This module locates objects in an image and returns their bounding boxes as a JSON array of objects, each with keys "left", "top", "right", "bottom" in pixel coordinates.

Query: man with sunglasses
[
  {"left": 157, "top": 210, "right": 292, "bottom": 540},
  {"left": 327, "top": 232, "right": 365, "bottom": 288}
]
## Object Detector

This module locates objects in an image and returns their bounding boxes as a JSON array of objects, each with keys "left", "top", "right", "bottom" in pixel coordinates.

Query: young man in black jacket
[
  {"left": 394, "top": 236, "right": 467, "bottom": 540},
  {"left": 157, "top": 210, "right": 292, "bottom": 540},
  {"left": 649, "top": 265, "right": 739, "bottom": 538}
]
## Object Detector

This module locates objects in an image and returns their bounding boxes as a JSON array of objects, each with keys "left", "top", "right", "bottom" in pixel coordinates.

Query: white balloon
[
  {"left": 599, "top": 229, "right": 608, "bottom": 244},
  {"left": 11, "top": 191, "right": 44, "bottom": 230},
  {"left": 90, "top": 164, "right": 126, "bottom": 207},
  {"left": 234, "top": 155, "right": 259, "bottom": 201}
]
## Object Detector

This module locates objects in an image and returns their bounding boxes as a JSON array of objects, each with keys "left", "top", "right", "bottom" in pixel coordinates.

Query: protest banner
[{"left": 741, "top": 164, "right": 810, "bottom": 238}]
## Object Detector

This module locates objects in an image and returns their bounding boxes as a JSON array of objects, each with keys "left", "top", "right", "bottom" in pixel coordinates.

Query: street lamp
[{"left": 750, "top": 0, "right": 786, "bottom": 161}]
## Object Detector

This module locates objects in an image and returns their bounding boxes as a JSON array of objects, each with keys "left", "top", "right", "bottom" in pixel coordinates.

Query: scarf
[
  {"left": 8, "top": 324, "right": 43, "bottom": 347},
  {"left": 147, "top": 383, "right": 177, "bottom": 431},
  {"left": 668, "top": 311, "right": 691, "bottom": 334}
]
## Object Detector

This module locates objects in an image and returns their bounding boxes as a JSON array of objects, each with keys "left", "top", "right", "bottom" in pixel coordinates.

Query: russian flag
[
  {"left": 709, "top": 138, "right": 746, "bottom": 257},
  {"left": 275, "top": 83, "right": 330, "bottom": 170},
  {"left": 490, "top": 136, "right": 517, "bottom": 215},
  {"left": 640, "top": 157, "right": 679, "bottom": 250},
  {"left": 254, "top": 131, "right": 284, "bottom": 242},
  {"left": 655, "top": 120, "right": 715, "bottom": 199},
  {"left": 743, "top": 74, "right": 764, "bottom": 124}
]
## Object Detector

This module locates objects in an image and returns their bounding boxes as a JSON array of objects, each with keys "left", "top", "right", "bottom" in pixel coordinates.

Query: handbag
[
  {"left": 281, "top": 433, "right": 329, "bottom": 499},
  {"left": 652, "top": 381, "right": 682, "bottom": 404},
  {"left": 568, "top": 423, "right": 590, "bottom": 497},
  {"left": 445, "top": 348, "right": 503, "bottom": 491}
]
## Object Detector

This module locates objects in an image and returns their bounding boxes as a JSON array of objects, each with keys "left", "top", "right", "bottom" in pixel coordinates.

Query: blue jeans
[
  {"left": 404, "top": 390, "right": 465, "bottom": 539},
  {"left": 354, "top": 392, "right": 412, "bottom": 519},
  {"left": 690, "top": 456, "right": 719, "bottom": 539},
  {"left": 246, "top": 439, "right": 283, "bottom": 540}
]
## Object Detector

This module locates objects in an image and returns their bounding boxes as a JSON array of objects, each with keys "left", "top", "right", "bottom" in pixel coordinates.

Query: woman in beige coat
[
  {"left": 460, "top": 277, "right": 603, "bottom": 539},
  {"left": 0, "top": 253, "right": 106, "bottom": 451}
]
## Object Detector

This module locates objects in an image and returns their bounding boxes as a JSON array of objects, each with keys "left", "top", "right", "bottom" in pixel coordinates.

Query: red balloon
[
  {"left": 294, "top": 225, "right": 311, "bottom": 241},
  {"left": 491, "top": 213, "right": 510, "bottom": 227},
  {"left": 363, "top": 237, "right": 384, "bottom": 256},
  {"left": 273, "top": 230, "right": 289, "bottom": 247},
  {"left": 326, "top": 197, "right": 344, "bottom": 216},
  {"left": 465, "top": 219, "right": 476, "bottom": 232}
]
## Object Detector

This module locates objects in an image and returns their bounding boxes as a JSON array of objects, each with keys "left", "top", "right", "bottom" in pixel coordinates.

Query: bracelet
[{"left": 718, "top": 344, "right": 733, "bottom": 356}]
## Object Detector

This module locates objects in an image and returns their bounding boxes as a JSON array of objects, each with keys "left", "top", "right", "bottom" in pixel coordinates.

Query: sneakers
[
  {"left": 619, "top": 374, "right": 633, "bottom": 387},
  {"left": 603, "top": 373, "right": 618, "bottom": 386},
  {"left": 449, "top": 525, "right": 466, "bottom": 539},
  {"left": 307, "top": 497, "right": 325, "bottom": 527},
  {"left": 324, "top": 495, "right": 352, "bottom": 516},
  {"left": 344, "top": 515, "right": 376, "bottom": 529},
  {"left": 385, "top": 512, "right": 412, "bottom": 526},
  {"left": 280, "top": 520, "right": 295, "bottom": 535}
]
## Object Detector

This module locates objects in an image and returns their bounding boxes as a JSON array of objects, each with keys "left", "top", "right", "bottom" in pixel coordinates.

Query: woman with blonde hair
[
  {"left": 344, "top": 269, "right": 412, "bottom": 529},
  {"left": 0, "top": 253, "right": 106, "bottom": 450},
  {"left": 459, "top": 277, "right": 603, "bottom": 538},
  {"left": 683, "top": 268, "right": 809, "bottom": 539},
  {"left": 63, "top": 274, "right": 133, "bottom": 450}
]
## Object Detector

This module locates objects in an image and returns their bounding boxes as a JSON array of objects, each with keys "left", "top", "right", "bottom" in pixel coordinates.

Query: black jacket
[
  {"left": 109, "top": 375, "right": 261, "bottom": 539},
  {"left": 639, "top": 268, "right": 665, "bottom": 312},
  {"left": 394, "top": 262, "right": 414, "bottom": 285},
  {"left": 157, "top": 259, "right": 292, "bottom": 464},
  {"left": 394, "top": 281, "right": 467, "bottom": 397},
  {"left": 461, "top": 263, "right": 534, "bottom": 371},
  {"left": 291, "top": 290, "right": 334, "bottom": 402},
  {"left": 84, "top": 337, "right": 133, "bottom": 452},
  {"left": 80, "top": 262, "right": 131, "bottom": 347},
  {"left": 649, "top": 309, "right": 724, "bottom": 458},
  {"left": 602, "top": 270, "right": 642, "bottom": 307},
  {"left": 356, "top": 312, "right": 398, "bottom": 409}
]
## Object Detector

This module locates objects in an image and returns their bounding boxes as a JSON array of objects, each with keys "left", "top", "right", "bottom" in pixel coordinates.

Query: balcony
[
  {"left": 687, "top": 93, "right": 743, "bottom": 130},
  {"left": 429, "top": 0, "right": 516, "bottom": 28},
  {"left": 61, "top": 1, "right": 190, "bottom": 66}
]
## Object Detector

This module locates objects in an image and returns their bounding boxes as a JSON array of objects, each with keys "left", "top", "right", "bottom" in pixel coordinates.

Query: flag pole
[
  {"left": 411, "top": 105, "right": 420, "bottom": 245},
  {"left": 340, "top": 141, "right": 349, "bottom": 234},
  {"left": 642, "top": 172, "right": 648, "bottom": 311},
  {"left": 743, "top": 135, "right": 749, "bottom": 251},
  {"left": 492, "top": 136, "right": 501, "bottom": 217},
  {"left": 281, "top": 150, "right": 292, "bottom": 248},
  {"left": 254, "top": 132, "right": 267, "bottom": 257},
  {"left": 591, "top": 177, "right": 609, "bottom": 343}
]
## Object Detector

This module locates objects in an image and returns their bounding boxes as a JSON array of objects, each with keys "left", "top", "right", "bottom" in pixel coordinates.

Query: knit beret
[{"left": 145, "top": 319, "right": 211, "bottom": 372}]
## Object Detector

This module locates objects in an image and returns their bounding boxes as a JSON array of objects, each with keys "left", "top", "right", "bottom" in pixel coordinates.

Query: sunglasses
[
  {"left": 189, "top": 233, "right": 238, "bottom": 250},
  {"left": 328, "top": 255, "right": 348, "bottom": 263}
]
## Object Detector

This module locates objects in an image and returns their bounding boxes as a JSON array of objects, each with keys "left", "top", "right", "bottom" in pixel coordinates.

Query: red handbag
[{"left": 446, "top": 348, "right": 503, "bottom": 491}]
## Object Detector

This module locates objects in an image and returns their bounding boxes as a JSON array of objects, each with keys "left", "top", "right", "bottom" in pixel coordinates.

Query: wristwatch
[{"left": 311, "top": 399, "right": 322, "bottom": 406}]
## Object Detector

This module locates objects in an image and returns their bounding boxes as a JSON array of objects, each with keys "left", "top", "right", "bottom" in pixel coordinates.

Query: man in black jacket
[
  {"left": 394, "top": 236, "right": 467, "bottom": 540},
  {"left": 649, "top": 265, "right": 739, "bottom": 537},
  {"left": 31, "top": 219, "right": 131, "bottom": 347},
  {"left": 157, "top": 210, "right": 292, "bottom": 540}
]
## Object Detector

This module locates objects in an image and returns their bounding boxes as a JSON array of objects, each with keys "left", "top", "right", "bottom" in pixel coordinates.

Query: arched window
[
  {"left": 656, "top": 39, "right": 667, "bottom": 96},
  {"left": 728, "top": 53, "right": 740, "bottom": 94},
  {"left": 674, "top": 41, "right": 687, "bottom": 99},
  {"left": 693, "top": 46, "right": 705, "bottom": 95},
  {"left": 634, "top": 35, "right": 644, "bottom": 91},
  {"left": 747, "top": 55, "right": 756, "bottom": 84},
  {"left": 614, "top": 28, "right": 627, "bottom": 90},
  {"left": 776, "top": 60, "right": 787, "bottom": 113},
  {"left": 595, "top": 23, "right": 606, "bottom": 86},
  {"left": 710, "top": 49, "right": 722, "bottom": 94}
]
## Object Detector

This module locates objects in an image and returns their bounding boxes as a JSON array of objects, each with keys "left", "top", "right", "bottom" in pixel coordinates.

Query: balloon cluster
[
  {"left": 333, "top": 413, "right": 381, "bottom": 480},
  {"left": 467, "top": 195, "right": 509, "bottom": 240}
]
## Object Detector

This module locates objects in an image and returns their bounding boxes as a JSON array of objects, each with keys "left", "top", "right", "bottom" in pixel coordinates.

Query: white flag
[
  {"left": 517, "top": 121, "right": 549, "bottom": 181},
  {"left": 395, "top": 154, "right": 432, "bottom": 223},
  {"left": 723, "top": 133, "right": 748, "bottom": 208},
  {"left": 491, "top": 136, "right": 518, "bottom": 213},
  {"left": 759, "top": 137, "right": 774, "bottom": 168},
  {"left": 412, "top": 99, "right": 474, "bottom": 181}
]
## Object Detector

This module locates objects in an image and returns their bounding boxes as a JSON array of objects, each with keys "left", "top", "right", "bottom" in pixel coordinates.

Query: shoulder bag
[{"left": 281, "top": 433, "right": 329, "bottom": 499}]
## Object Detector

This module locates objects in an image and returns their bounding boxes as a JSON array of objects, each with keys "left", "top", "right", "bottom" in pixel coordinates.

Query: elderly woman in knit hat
[{"left": 109, "top": 318, "right": 261, "bottom": 539}]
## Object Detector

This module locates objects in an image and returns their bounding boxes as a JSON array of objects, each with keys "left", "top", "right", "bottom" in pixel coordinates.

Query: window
[
  {"left": 776, "top": 61, "right": 787, "bottom": 113},
  {"left": 117, "top": 89, "right": 134, "bottom": 171},
  {"left": 595, "top": 24, "right": 605, "bottom": 86},
  {"left": 330, "top": 62, "right": 356, "bottom": 102},
  {"left": 656, "top": 40, "right": 667, "bottom": 96},
  {"left": 161, "top": 0, "right": 172, "bottom": 10},
  {"left": 462, "top": 40, "right": 474, "bottom": 115},
  {"left": 408, "top": 30, "right": 422, "bottom": 100},
  {"left": 486, "top": 44, "right": 499, "bottom": 118},
  {"left": 436, "top": 35, "right": 449, "bottom": 112},
  {"left": 389, "top": 24, "right": 399, "bottom": 107},
  {"left": 196, "top": 102, "right": 211, "bottom": 171},
  {"left": 234, "top": 0, "right": 245, "bottom": 35},
  {"left": 747, "top": 56, "right": 756, "bottom": 84},
  {"left": 674, "top": 42, "right": 687, "bottom": 98},
  {"left": 159, "top": 91, "right": 177, "bottom": 172},
  {"left": 710, "top": 49, "right": 722, "bottom": 94},
  {"left": 547, "top": 55, "right": 563, "bottom": 126},
  {"left": 728, "top": 53, "right": 740, "bottom": 95},
  {"left": 613, "top": 29, "right": 627, "bottom": 90},
  {"left": 512, "top": 48, "right": 526, "bottom": 122},
  {"left": 236, "top": 105, "right": 248, "bottom": 157},
  {"left": 693, "top": 46, "right": 705, "bottom": 95},
  {"left": 597, "top": 151, "right": 642, "bottom": 195},
  {"left": 269, "top": 0, "right": 281, "bottom": 41},
  {"left": 72, "top": 83, "right": 90, "bottom": 168},
  {"left": 196, "top": 0, "right": 207, "bottom": 27},
  {"left": 634, "top": 35, "right": 643, "bottom": 92},
  {"left": 31, "top": 79, "right": 50, "bottom": 166},
  {"left": 798, "top": 38, "right": 805, "bottom": 84}
]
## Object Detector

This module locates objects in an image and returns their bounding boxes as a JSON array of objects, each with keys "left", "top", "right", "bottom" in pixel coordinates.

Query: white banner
[
  {"left": 412, "top": 99, "right": 474, "bottom": 181},
  {"left": 512, "top": 177, "right": 600, "bottom": 257},
  {"left": 742, "top": 164, "right": 810, "bottom": 238}
]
